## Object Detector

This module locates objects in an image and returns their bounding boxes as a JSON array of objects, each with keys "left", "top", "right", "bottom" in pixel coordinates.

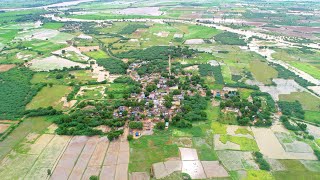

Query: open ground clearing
[
  {"left": 28, "top": 55, "right": 88, "bottom": 71},
  {"left": 152, "top": 148, "right": 228, "bottom": 179},
  {"left": 259, "top": 79, "right": 305, "bottom": 101},
  {"left": 1, "top": 133, "right": 130, "bottom": 180},
  {"left": 251, "top": 127, "right": 317, "bottom": 160},
  {"left": 0, "top": 64, "right": 16, "bottom": 72}
]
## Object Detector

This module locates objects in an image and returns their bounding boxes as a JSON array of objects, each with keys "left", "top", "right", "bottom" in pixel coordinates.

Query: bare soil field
[
  {"left": 251, "top": 127, "right": 317, "bottom": 160},
  {"left": 152, "top": 148, "right": 229, "bottom": 179},
  {"left": 0, "top": 64, "right": 15, "bottom": 72},
  {"left": 113, "top": 7, "right": 163, "bottom": 16},
  {"left": 259, "top": 78, "right": 305, "bottom": 101},
  {"left": 0, "top": 124, "right": 11, "bottom": 134},
  {"left": 28, "top": 55, "right": 88, "bottom": 71},
  {"left": 77, "top": 46, "right": 100, "bottom": 53},
  {"left": 184, "top": 39, "right": 205, "bottom": 45},
  {"left": 51, "top": 136, "right": 89, "bottom": 180}
]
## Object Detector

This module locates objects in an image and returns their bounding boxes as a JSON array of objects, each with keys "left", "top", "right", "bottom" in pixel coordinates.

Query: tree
[{"left": 47, "top": 169, "right": 51, "bottom": 176}]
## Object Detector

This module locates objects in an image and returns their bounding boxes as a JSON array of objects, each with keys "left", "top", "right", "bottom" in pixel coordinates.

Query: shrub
[
  {"left": 155, "top": 122, "right": 165, "bottom": 130},
  {"left": 127, "top": 135, "right": 133, "bottom": 141},
  {"left": 253, "top": 152, "right": 271, "bottom": 171},
  {"left": 129, "top": 121, "right": 143, "bottom": 129}
]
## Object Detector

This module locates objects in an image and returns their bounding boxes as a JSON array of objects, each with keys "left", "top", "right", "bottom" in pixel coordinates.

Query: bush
[
  {"left": 129, "top": 121, "right": 143, "bottom": 129},
  {"left": 89, "top": 176, "right": 99, "bottom": 180},
  {"left": 253, "top": 152, "right": 271, "bottom": 171},
  {"left": 127, "top": 135, "right": 133, "bottom": 141},
  {"left": 155, "top": 122, "right": 165, "bottom": 130}
]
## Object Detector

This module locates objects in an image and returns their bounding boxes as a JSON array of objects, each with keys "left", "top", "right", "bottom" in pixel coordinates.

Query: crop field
[
  {"left": 0, "top": 1, "right": 320, "bottom": 180},
  {"left": 42, "top": 22, "right": 64, "bottom": 30},
  {"left": 84, "top": 50, "right": 109, "bottom": 60},
  {"left": 279, "top": 92, "right": 320, "bottom": 111},
  {"left": 26, "top": 85, "right": 72, "bottom": 110},
  {"left": 249, "top": 61, "right": 278, "bottom": 84}
]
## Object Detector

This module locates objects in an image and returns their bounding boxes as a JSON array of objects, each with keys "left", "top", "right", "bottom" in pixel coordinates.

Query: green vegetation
[
  {"left": 278, "top": 101, "right": 305, "bottom": 119},
  {"left": 253, "top": 152, "right": 271, "bottom": 171},
  {"left": 219, "top": 135, "right": 259, "bottom": 151},
  {"left": 198, "top": 64, "right": 224, "bottom": 84},
  {"left": 249, "top": 61, "right": 278, "bottom": 84},
  {"left": 129, "top": 130, "right": 179, "bottom": 172},
  {"left": 214, "top": 32, "right": 247, "bottom": 46},
  {"left": 305, "top": 111, "right": 320, "bottom": 124},
  {"left": 273, "top": 160, "right": 320, "bottom": 180},
  {"left": 279, "top": 92, "right": 320, "bottom": 111},
  {"left": 272, "top": 63, "right": 315, "bottom": 87},
  {"left": 235, "top": 128, "right": 253, "bottom": 136},
  {"left": 245, "top": 170, "right": 274, "bottom": 180},
  {"left": 96, "top": 58, "right": 128, "bottom": 74},
  {"left": 42, "top": 22, "right": 64, "bottom": 29},
  {"left": 0, "top": 116, "right": 52, "bottom": 159},
  {"left": 184, "top": 25, "right": 221, "bottom": 39},
  {"left": 212, "top": 122, "right": 227, "bottom": 134},
  {"left": 119, "top": 24, "right": 149, "bottom": 34},
  {"left": 0, "top": 68, "right": 42, "bottom": 119},
  {"left": 26, "top": 85, "right": 72, "bottom": 110}
]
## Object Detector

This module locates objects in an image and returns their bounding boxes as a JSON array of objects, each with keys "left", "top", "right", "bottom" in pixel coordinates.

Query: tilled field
[{"left": 0, "top": 133, "right": 129, "bottom": 180}]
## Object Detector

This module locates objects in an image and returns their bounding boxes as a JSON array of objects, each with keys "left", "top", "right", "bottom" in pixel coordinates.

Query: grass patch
[
  {"left": 305, "top": 111, "right": 320, "bottom": 124},
  {"left": 0, "top": 116, "right": 52, "bottom": 159},
  {"left": 172, "top": 126, "right": 204, "bottom": 137},
  {"left": 235, "top": 128, "right": 253, "bottom": 136},
  {"left": 26, "top": 85, "right": 72, "bottom": 110},
  {"left": 279, "top": 92, "right": 320, "bottom": 111},
  {"left": 249, "top": 61, "right": 278, "bottom": 84},
  {"left": 245, "top": 170, "right": 274, "bottom": 180},
  {"left": 205, "top": 103, "right": 220, "bottom": 121},
  {"left": 220, "top": 135, "right": 259, "bottom": 151},
  {"left": 273, "top": 160, "right": 320, "bottom": 180},
  {"left": 239, "top": 88, "right": 255, "bottom": 99},
  {"left": 84, "top": 50, "right": 109, "bottom": 60},
  {"left": 212, "top": 122, "right": 227, "bottom": 134},
  {"left": 184, "top": 25, "right": 221, "bottom": 39},
  {"left": 129, "top": 130, "right": 179, "bottom": 172},
  {"left": 42, "top": 22, "right": 64, "bottom": 30}
]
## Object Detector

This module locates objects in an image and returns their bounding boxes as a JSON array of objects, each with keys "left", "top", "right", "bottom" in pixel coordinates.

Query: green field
[
  {"left": 183, "top": 25, "right": 221, "bottom": 39},
  {"left": 42, "top": 22, "right": 64, "bottom": 30},
  {"left": 26, "top": 85, "right": 72, "bottom": 110},
  {"left": 0, "top": 116, "right": 52, "bottom": 159},
  {"left": 129, "top": 130, "right": 179, "bottom": 172},
  {"left": 219, "top": 135, "right": 259, "bottom": 151},
  {"left": 249, "top": 61, "right": 278, "bottom": 84},
  {"left": 273, "top": 160, "right": 320, "bottom": 180},
  {"left": 305, "top": 111, "right": 320, "bottom": 124},
  {"left": 84, "top": 50, "right": 109, "bottom": 60},
  {"left": 279, "top": 92, "right": 320, "bottom": 111}
]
